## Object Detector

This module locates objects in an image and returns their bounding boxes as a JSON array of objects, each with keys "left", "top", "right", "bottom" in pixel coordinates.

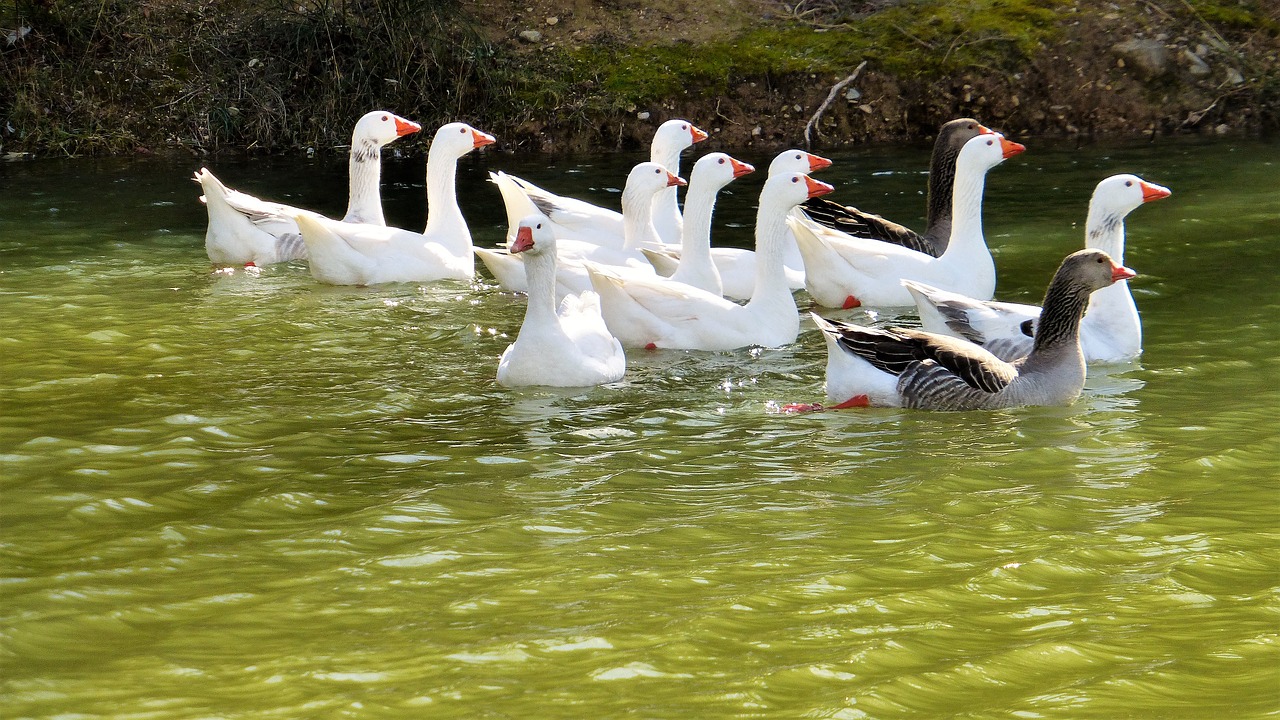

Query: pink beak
[
  {"left": 1111, "top": 263, "right": 1137, "bottom": 282},
  {"left": 511, "top": 225, "right": 534, "bottom": 254},
  {"left": 667, "top": 172, "right": 687, "bottom": 188}
]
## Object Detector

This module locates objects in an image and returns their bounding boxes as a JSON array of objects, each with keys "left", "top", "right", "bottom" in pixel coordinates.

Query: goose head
[
  {"left": 936, "top": 117, "right": 994, "bottom": 148},
  {"left": 353, "top": 110, "right": 421, "bottom": 147},
  {"left": 956, "top": 132, "right": 1025, "bottom": 174},
  {"left": 690, "top": 152, "right": 754, "bottom": 191},
  {"left": 766, "top": 172, "right": 835, "bottom": 208},
  {"left": 431, "top": 122, "right": 497, "bottom": 159},
  {"left": 1060, "top": 248, "right": 1137, "bottom": 295},
  {"left": 509, "top": 213, "right": 556, "bottom": 256},
  {"left": 625, "top": 161, "right": 687, "bottom": 198},
  {"left": 652, "top": 119, "right": 708, "bottom": 156},
  {"left": 768, "top": 149, "right": 833, "bottom": 177},
  {"left": 1090, "top": 173, "right": 1171, "bottom": 220}
]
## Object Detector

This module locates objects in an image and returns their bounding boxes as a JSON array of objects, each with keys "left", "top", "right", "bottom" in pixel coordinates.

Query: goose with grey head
[{"left": 805, "top": 248, "right": 1136, "bottom": 412}]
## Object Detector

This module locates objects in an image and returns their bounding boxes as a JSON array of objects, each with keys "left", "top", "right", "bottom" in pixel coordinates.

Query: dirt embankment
[{"left": 1, "top": 0, "right": 1276, "bottom": 157}]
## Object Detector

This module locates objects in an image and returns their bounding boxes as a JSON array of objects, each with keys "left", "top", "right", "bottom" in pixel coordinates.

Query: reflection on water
[{"left": 2, "top": 138, "right": 1278, "bottom": 719}]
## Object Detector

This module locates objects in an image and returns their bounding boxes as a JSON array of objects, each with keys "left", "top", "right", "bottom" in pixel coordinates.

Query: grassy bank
[{"left": 1, "top": 0, "right": 1276, "bottom": 157}]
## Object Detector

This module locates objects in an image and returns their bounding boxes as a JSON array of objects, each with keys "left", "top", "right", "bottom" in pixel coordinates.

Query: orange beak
[
  {"left": 805, "top": 176, "right": 835, "bottom": 199},
  {"left": 1000, "top": 137, "right": 1026, "bottom": 158},
  {"left": 1111, "top": 263, "right": 1137, "bottom": 283},
  {"left": 510, "top": 225, "right": 534, "bottom": 254},
  {"left": 976, "top": 124, "right": 995, "bottom": 135},
  {"left": 690, "top": 125, "right": 709, "bottom": 143},
  {"left": 807, "top": 153, "right": 833, "bottom": 172},
  {"left": 730, "top": 158, "right": 755, "bottom": 178},
  {"left": 394, "top": 117, "right": 422, "bottom": 137},
  {"left": 1141, "top": 181, "right": 1171, "bottom": 203},
  {"left": 666, "top": 172, "right": 688, "bottom": 188},
  {"left": 471, "top": 129, "right": 496, "bottom": 149}
]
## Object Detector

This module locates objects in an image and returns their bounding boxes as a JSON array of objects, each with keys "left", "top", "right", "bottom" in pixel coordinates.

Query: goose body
[
  {"left": 496, "top": 215, "right": 626, "bottom": 387},
  {"left": 813, "top": 249, "right": 1136, "bottom": 410},
  {"left": 476, "top": 162, "right": 684, "bottom": 296},
  {"left": 489, "top": 119, "right": 706, "bottom": 249},
  {"left": 295, "top": 122, "right": 495, "bottom": 285},
  {"left": 904, "top": 174, "right": 1171, "bottom": 363},
  {"left": 793, "top": 133, "right": 1025, "bottom": 308},
  {"left": 196, "top": 110, "right": 420, "bottom": 266},
  {"left": 587, "top": 172, "right": 834, "bottom": 351},
  {"left": 642, "top": 149, "right": 832, "bottom": 299},
  {"left": 800, "top": 118, "right": 992, "bottom": 257}
]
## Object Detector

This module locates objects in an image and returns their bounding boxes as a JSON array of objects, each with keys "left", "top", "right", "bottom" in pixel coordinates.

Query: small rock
[
  {"left": 1225, "top": 67, "right": 1245, "bottom": 85},
  {"left": 1113, "top": 38, "right": 1169, "bottom": 78},
  {"left": 1183, "top": 49, "right": 1211, "bottom": 77},
  {"left": 845, "top": 87, "right": 861, "bottom": 101},
  {"left": 545, "top": 16, "right": 558, "bottom": 25},
  {"left": 792, "top": 104, "right": 802, "bottom": 113},
  {"left": 518, "top": 30, "right": 542, "bottom": 43},
  {"left": 637, "top": 111, "right": 650, "bottom": 120},
  {"left": 859, "top": 104, "right": 873, "bottom": 114},
  {"left": 1214, "top": 123, "right": 1230, "bottom": 135},
  {"left": 752, "top": 126, "right": 763, "bottom": 137}
]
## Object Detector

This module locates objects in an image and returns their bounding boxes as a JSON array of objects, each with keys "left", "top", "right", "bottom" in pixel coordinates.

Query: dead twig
[{"left": 804, "top": 60, "right": 867, "bottom": 149}]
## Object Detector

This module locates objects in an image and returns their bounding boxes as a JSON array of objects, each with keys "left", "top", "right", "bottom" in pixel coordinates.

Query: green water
[{"left": 1, "top": 137, "right": 1278, "bottom": 719}]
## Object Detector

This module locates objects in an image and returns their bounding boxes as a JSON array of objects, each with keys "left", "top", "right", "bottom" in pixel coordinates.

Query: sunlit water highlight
[{"left": 1, "top": 138, "right": 1278, "bottom": 718}]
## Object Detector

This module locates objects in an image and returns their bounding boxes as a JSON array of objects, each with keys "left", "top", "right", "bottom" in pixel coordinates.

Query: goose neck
[
  {"left": 940, "top": 159, "right": 987, "bottom": 257},
  {"left": 1031, "top": 275, "right": 1091, "bottom": 355},
  {"left": 748, "top": 197, "right": 793, "bottom": 300},
  {"left": 423, "top": 151, "right": 467, "bottom": 247},
  {"left": 621, "top": 188, "right": 661, "bottom": 251},
  {"left": 924, "top": 143, "right": 960, "bottom": 233},
  {"left": 677, "top": 179, "right": 718, "bottom": 262},
  {"left": 344, "top": 138, "right": 385, "bottom": 225},
  {"left": 521, "top": 251, "right": 560, "bottom": 326}
]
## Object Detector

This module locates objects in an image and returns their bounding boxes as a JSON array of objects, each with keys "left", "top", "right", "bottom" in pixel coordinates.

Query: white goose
[
  {"left": 496, "top": 214, "right": 626, "bottom": 388},
  {"left": 586, "top": 171, "right": 834, "bottom": 351},
  {"left": 904, "top": 174, "right": 1171, "bottom": 363},
  {"left": 648, "top": 152, "right": 755, "bottom": 295},
  {"left": 641, "top": 149, "right": 833, "bottom": 299},
  {"left": 808, "top": 249, "right": 1136, "bottom": 411},
  {"left": 293, "top": 122, "right": 495, "bottom": 285},
  {"left": 195, "top": 110, "right": 421, "bottom": 266},
  {"left": 489, "top": 119, "right": 707, "bottom": 248},
  {"left": 475, "top": 162, "right": 684, "bottom": 295},
  {"left": 791, "top": 133, "right": 1025, "bottom": 308}
]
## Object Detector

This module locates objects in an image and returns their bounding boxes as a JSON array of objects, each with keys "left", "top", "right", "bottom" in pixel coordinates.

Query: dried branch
[{"left": 804, "top": 60, "right": 868, "bottom": 149}]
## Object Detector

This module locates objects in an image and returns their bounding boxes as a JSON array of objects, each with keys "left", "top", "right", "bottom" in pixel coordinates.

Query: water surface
[{"left": 1, "top": 137, "right": 1278, "bottom": 718}]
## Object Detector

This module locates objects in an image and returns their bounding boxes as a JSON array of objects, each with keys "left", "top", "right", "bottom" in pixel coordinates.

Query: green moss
[
  {"left": 1184, "top": 0, "right": 1277, "bottom": 30},
  {"left": 517, "top": 0, "right": 1062, "bottom": 112}
]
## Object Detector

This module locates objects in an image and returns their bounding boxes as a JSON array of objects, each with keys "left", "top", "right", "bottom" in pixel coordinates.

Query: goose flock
[{"left": 196, "top": 114, "right": 1170, "bottom": 412}]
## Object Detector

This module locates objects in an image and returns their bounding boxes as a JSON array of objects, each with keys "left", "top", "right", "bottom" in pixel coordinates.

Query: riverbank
[{"left": 1, "top": 0, "right": 1276, "bottom": 158}]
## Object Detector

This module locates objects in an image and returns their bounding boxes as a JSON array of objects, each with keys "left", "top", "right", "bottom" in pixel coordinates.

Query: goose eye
[
  {"left": 1125, "top": 180, "right": 1133, "bottom": 187},
  {"left": 986, "top": 140, "right": 994, "bottom": 146},
  {"left": 718, "top": 158, "right": 726, "bottom": 164},
  {"left": 967, "top": 124, "right": 975, "bottom": 129},
  {"left": 681, "top": 124, "right": 688, "bottom": 130},
  {"left": 1097, "top": 257, "right": 1106, "bottom": 263},
  {"left": 655, "top": 168, "right": 661, "bottom": 174},
  {"left": 536, "top": 223, "right": 543, "bottom": 230},
  {"left": 460, "top": 128, "right": 466, "bottom": 133},
  {"left": 791, "top": 176, "right": 799, "bottom": 183},
  {"left": 381, "top": 115, "right": 389, "bottom": 122},
  {"left": 794, "top": 154, "right": 802, "bottom": 160}
]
